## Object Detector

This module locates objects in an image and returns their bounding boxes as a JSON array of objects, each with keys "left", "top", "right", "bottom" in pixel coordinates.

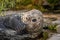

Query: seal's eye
[{"left": 32, "top": 19, "right": 37, "bottom": 22}]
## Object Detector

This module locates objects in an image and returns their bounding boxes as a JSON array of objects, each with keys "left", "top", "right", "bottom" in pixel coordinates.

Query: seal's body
[
  {"left": 0, "top": 14, "right": 25, "bottom": 32},
  {"left": 0, "top": 9, "right": 43, "bottom": 39}
]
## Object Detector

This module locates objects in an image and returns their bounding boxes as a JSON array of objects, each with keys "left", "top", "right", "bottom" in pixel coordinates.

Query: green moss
[
  {"left": 48, "top": 24, "right": 57, "bottom": 31},
  {"left": 43, "top": 32, "right": 48, "bottom": 40},
  {"left": 0, "top": 0, "right": 16, "bottom": 11}
]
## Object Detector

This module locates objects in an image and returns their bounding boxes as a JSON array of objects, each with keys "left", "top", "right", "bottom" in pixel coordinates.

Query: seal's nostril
[{"left": 32, "top": 19, "right": 37, "bottom": 22}]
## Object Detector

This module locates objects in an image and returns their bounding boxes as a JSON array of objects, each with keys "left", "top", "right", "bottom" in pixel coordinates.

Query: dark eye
[{"left": 32, "top": 19, "right": 37, "bottom": 22}]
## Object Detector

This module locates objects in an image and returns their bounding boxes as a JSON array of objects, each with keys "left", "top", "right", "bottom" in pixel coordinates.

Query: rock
[
  {"left": 43, "top": 17, "right": 52, "bottom": 29},
  {"left": 47, "top": 34, "right": 60, "bottom": 40},
  {"left": 52, "top": 20, "right": 60, "bottom": 25},
  {"left": 43, "top": 17, "right": 51, "bottom": 27},
  {"left": 5, "top": 29, "right": 17, "bottom": 35},
  {"left": 0, "top": 28, "right": 17, "bottom": 36},
  {"left": 56, "top": 25, "right": 60, "bottom": 33}
]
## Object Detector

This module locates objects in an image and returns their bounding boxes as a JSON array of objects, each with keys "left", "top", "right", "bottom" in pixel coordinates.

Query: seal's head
[{"left": 22, "top": 9, "right": 43, "bottom": 37}]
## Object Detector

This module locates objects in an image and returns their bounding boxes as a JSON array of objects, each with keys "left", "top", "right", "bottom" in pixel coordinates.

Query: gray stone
[
  {"left": 56, "top": 25, "right": 60, "bottom": 33},
  {"left": 52, "top": 20, "right": 60, "bottom": 25},
  {"left": 47, "top": 34, "right": 60, "bottom": 40},
  {"left": 43, "top": 17, "right": 52, "bottom": 27},
  {"left": 5, "top": 29, "right": 17, "bottom": 35}
]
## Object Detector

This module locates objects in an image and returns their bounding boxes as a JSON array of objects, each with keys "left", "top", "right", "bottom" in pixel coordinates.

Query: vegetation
[
  {"left": 0, "top": 0, "right": 60, "bottom": 13},
  {"left": 47, "top": 0, "right": 60, "bottom": 10},
  {"left": 0, "top": 0, "right": 16, "bottom": 11},
  {"left": 43, "top": 32, "right": 48, "bottom": 40},
  {"left": 0, "top": 0, "right": 43, "bottom": 11},
  {"left": 48, "top": 24, "right": 57, "bottom": 31}
]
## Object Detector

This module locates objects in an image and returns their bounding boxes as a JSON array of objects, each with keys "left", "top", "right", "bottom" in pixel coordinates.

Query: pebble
[
  {"left": 56, "top": 25, "right": 60, "bottom": 33},
  {"left": 47, "top": 34, "right": 60, "bottom": 40}
]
